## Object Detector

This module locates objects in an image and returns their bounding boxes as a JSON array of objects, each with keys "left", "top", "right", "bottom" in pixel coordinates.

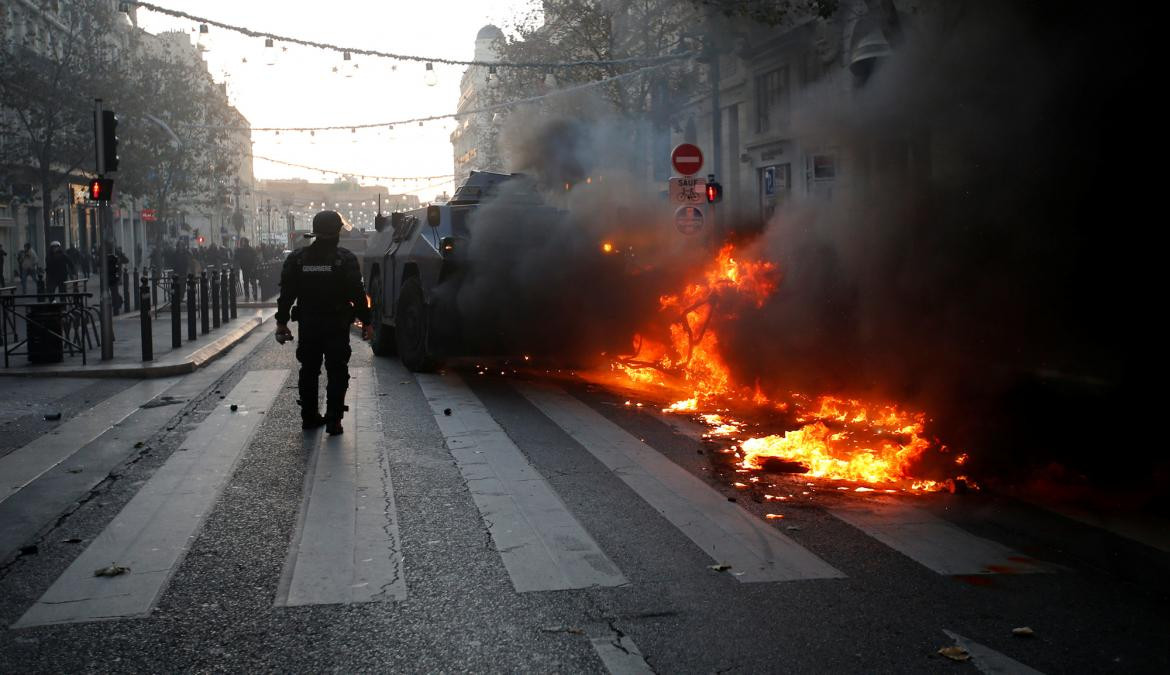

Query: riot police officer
[{"left": 275, "top": 211, "right": 372, "bottom": 435}]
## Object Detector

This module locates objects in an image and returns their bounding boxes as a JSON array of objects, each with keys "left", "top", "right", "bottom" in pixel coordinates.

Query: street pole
[
  {"left": 707, "top": 10, "right": 722, "bottom": 249},
  {"left": 95, "top": 99, "right": 114, "bottom": 360}
]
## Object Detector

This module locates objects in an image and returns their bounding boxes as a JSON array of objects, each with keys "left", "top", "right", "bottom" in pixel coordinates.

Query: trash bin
[{"left": 27, "top": 302, "right": 65, "bottom": 364}]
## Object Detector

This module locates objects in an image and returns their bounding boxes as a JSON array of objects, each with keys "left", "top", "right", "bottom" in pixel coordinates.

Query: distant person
[
  {"left": 17, "top": 243, "right": 38, "bottom": 293},
  {"left": 236, "top": 237, "right": 258, "bottom": 300},
  {"left": 66, "top": 246, "right": 84, "bottom": 279},
  {"left": 107, "top": 247, "right": 123, "bottom": 313},
  {"left": 44, "top": 241, "right": 75, "bottom": 298},
  {"left": 0, "top": 244, "right": 7, "bottom": 286}
]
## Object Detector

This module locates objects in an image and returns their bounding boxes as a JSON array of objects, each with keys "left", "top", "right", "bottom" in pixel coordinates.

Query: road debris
[
  {"left": 443, "top": 408, "right": 452, "bottom": 416},
  {"left": 43, "top": 412, "right": 61, "bottom": 421},
  {"left": 230, "top": 404, "right": 239, "bottom": 412},
  {"left": 94, "top": 564, "right": 131, "bottom": 577},
  {"left": 938, "top": 645, "right": 970, "bottom": 661},
  {"left": 540, "top": 625, "right": 585, "bottom": 635},
  {"left": 1012, "top": 626, "right": 1035, "bottom": 637},
  {"left": 708, "top": 563, "right": 732, "bottom": 572}
]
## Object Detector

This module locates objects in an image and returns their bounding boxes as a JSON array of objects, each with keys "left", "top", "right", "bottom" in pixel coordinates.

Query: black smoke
[{"left": 447, "top": 2, "right": 1161, "bottom": 500}]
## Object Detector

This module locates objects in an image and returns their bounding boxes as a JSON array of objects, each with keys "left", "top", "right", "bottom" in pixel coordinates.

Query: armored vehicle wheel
[
  {"left": 396, "top": 277, "right": 437, "bottom": 372},
  {"left": 368, "top": 276, "right": 396, "bottom": 356}
]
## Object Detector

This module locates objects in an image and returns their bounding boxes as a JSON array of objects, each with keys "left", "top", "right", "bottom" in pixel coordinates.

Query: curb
[{"left": 0, "top": 311, "right": 275, "bottom": 379}]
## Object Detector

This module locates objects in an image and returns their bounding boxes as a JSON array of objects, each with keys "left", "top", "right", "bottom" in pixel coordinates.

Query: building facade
[
  {"left": 254, "top": 178, "right": 420, "bottom": 247},
  {"left": 672, "top": 0, "right": 926, "bottom": 227},
  {"left": 450, "top": 25, "right": 507, "bottom": 187}
]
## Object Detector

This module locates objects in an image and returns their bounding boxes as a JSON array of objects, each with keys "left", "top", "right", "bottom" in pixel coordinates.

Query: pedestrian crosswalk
[
  {"left": 15, "top": 370, "right": 287, "bottom": 627},
  {"left": 418, "top": 372, "right": 626, "bottom": 592},
  {"left": 276, "top": 367, "right": 406, "bottom": 606},
  {"left": 10, "top": 365, "right": 1074, "bottom": 634}
]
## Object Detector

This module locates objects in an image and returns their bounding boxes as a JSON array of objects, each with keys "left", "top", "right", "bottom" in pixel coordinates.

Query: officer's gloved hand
[{"left": 275, "top": 322, "right": 294, "bottom": 344}]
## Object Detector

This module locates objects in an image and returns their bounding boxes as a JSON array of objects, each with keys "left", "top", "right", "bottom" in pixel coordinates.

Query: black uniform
[{"left": 276, "top": 239, "right": 369, "bottom": 422}]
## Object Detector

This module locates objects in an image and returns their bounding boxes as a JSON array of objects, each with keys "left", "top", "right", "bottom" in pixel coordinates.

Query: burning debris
[{"left": 605, "top": 242, "right": 970, "bottom": 492}]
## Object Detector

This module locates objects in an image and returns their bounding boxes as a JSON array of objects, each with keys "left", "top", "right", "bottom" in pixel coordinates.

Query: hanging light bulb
[
  {"left": 424, "top": 62, "right": 437, "bottom": 86},
  {"left": 487, "top": 64, "right": 497, "bottom": 85},
  {"left": 544, "top": 70, "right": 557, "bottom": 87},
  {"left": 118, "top": 2, "right": 134, "bottom": 28},
  {"left": 264, "top": 38, "right": 276, "bottom": 66},
  {"left": 197, "top": 23, "right": 210, "bottom": 52}
]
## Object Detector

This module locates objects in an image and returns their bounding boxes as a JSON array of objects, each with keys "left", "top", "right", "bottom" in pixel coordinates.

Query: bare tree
[
  {"left": 115, "top": 41, "right": 241, "bottom": 245},
  {"left": 0, "top": 1, "right": 130, "bottom": 247}
]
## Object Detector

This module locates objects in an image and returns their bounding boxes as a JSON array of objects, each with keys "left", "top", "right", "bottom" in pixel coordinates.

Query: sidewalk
[{"left": 0, "top": 305, "right": 277, "bottom": 378}]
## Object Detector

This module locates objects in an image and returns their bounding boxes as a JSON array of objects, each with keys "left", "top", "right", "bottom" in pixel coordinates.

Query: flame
[{"left": 611, "top": 243, "right": 959, "bottom": 491}]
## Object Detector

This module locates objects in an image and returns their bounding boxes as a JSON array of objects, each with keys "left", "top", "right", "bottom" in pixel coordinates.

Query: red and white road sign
[
  {"left": 675, "top": 205, "right": 704, "bottom": 235},
  {"left": 671, "top": 143, "right": 704, "bottom": 176},
  {"left": 141, "top": 209, "right": 157, "bottom": 222}
]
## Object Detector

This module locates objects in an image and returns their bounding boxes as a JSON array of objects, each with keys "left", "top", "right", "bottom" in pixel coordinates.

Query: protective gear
[
  {"left": 301, "top": 412, "right": 326, "bottom": 430},
  {"left": 276, "top": 237, "right": 369, "bottom": 429},
  {"left": 310, "top": 210, "right": 352, "bottom": 238}
]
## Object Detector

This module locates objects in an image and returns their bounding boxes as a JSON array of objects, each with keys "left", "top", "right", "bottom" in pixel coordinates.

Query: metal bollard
[
  {"left": 210, "top": 267, "right": 221, "bottom": 329},
  {"left": 200, "top": 270, "right": 210, "bottom": 335},
  {"left": 132, "top": 267, "right": 140, "bottom": 312},
  {"left": 220, "top": 268, "right": 230, "bottom": 324},
  {"left": 229, "top": 267, "right": 238, "bottom": 319},
  {"left": 140, "top": 276, "right": 153, "bottom": 361},
  {"left": 187, "top": 274, "right": 197, "bottom": 341},
  {"left": 122, "top": 267, "right": 131, "bottom": 317},
  {"left": 151, "top": 266, "right": 160, "bottom": 310},
  {"left": 170, "top": 273, "right": 181, "bottom": 349}
]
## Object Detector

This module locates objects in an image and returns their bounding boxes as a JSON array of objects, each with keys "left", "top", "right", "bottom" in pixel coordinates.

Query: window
[
  {"left": 812, "top": 154, "right": 837, "bottom": 180},
  {"left": 756, "top": 66, "right": 789, "bottom": 133}
]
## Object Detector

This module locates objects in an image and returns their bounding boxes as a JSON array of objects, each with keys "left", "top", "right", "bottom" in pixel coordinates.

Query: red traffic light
[
  {"left": 705, "top": 181, "right": 723, "bottom": 203},
  {"left": 88, "top": 178, "right": 114, "bottom": 202}
]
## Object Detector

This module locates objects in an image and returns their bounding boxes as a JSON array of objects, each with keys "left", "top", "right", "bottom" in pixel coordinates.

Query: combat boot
[
  {"left": 298, "top": 399, "right": 325, "bottom": 430},
  {"left": 324, "top": 405, "right": 348, "bottom": 436}
]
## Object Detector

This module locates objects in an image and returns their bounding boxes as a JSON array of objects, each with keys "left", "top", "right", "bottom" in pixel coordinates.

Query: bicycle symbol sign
[{"left": 669, "top": 176, "right": 707, "bottom": 205}]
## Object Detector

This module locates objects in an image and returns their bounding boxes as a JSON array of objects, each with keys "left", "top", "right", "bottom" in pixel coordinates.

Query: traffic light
[
  {"left": 705, "top": 181, "right": 723, "bottom": 203},
  {"left": 88, "top": 178, "right": 114, "bottom": 203},
  {"left": 99, "top": 110, "right": 119, "bottom": 173}
]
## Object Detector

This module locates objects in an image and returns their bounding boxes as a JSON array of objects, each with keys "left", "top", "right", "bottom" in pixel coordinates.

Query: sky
[{"left": 135, "top": 0, "right": 539, "bottom": 201}]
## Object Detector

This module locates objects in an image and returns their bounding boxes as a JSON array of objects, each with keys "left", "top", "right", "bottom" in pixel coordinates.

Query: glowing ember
[{"left": 611, "top": 243, "right": 962, "bottom": 491}]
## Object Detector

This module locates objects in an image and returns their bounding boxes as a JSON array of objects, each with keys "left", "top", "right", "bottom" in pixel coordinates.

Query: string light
[
  {"left": 424, "top": 62, "right": 437, "bottom": 87},
  {"left": 129, "top": 2, "right": 695, "bottom": 71},
  {"left": 251, "top": 154, "right": 452, "bottom": 182},
  {"left": 178, "top": 60, "right": 675, "bottom": 132}
]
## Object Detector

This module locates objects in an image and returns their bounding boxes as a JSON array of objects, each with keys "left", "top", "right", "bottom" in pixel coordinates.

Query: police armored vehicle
[{"left": 361, "top": 171, "right": 548, "bottom": 371}]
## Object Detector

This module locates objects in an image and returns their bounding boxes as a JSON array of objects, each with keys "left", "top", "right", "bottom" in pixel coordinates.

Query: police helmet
[{"left": 310, "top": 210, "right": 352, "bottom": 238}]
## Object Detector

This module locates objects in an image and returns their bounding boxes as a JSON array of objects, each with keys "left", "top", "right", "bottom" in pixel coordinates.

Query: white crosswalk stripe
[
  {"left": 943, "top": 629, "right": 1046, "bottom": 674},
  {"left": 418, "top": 372, "right": 627, "bottom": 593},
  {"left": 276, "top": 367, "right": 406, "bottom": 606},
  {"left": 830, "top": 503, "right": 1049, "bottom": 576},
  {"left": 0, "top": 377, "right": 180, "bottom": 505},
  {"left": 13, "top": 370, "right": 288, "bottom": 628},
  {"left": 516, "top": 382, "right": 844, "bottom": 583}
]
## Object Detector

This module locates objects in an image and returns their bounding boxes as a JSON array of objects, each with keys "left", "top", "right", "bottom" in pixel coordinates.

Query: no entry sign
[{"left": 671, "top": 143, "right": 704, "bottom": 176}]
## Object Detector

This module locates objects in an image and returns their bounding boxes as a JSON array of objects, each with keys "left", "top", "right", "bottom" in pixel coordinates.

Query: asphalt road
[{"left": 0, "top": 334, "right": 1167, "bottom": 673}]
